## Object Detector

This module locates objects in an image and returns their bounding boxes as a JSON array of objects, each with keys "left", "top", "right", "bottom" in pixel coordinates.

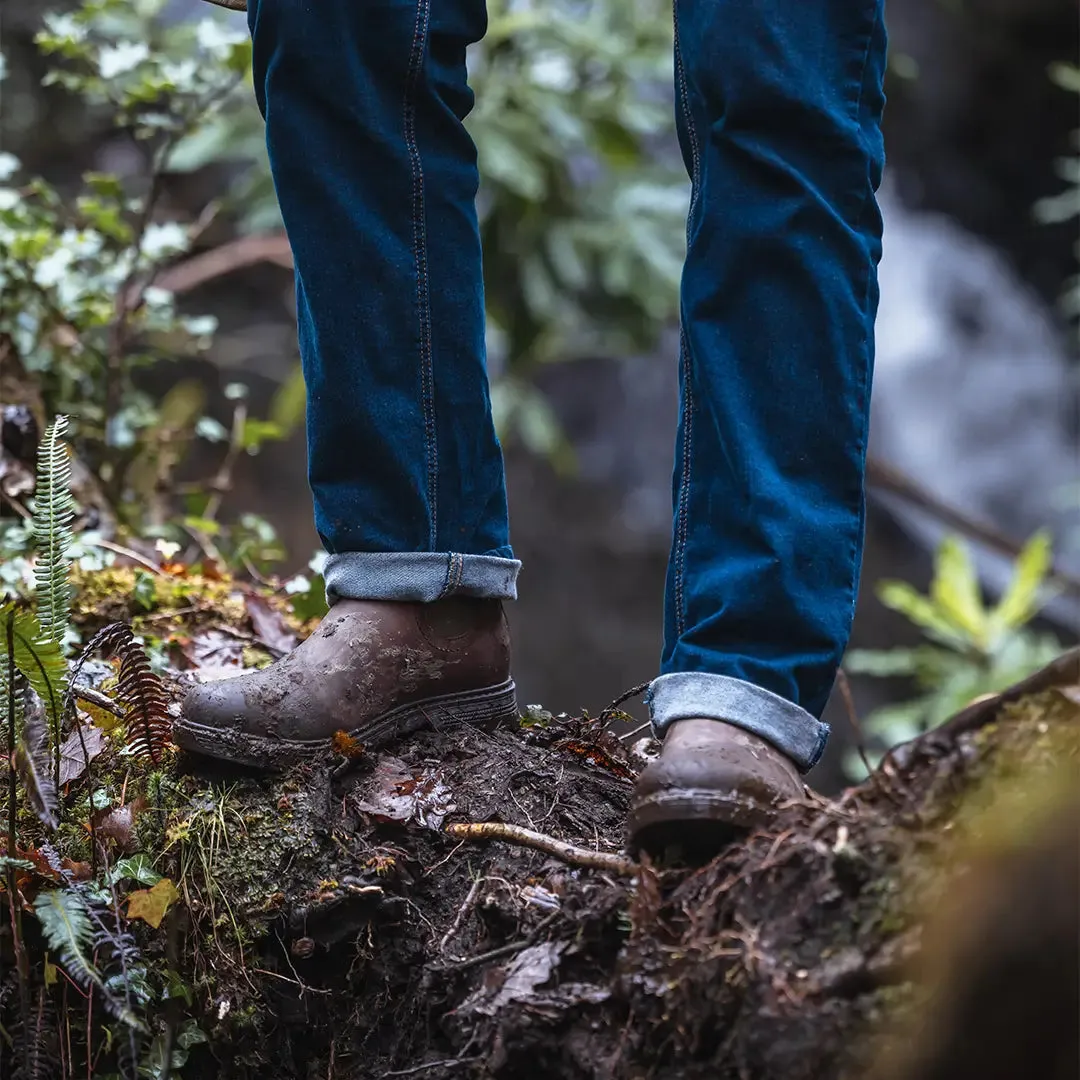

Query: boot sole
[
  {"left": 172, "top": 678, "right": 519, "bottom": 770},
  {"left": 627, "top": 788, "right": 779, "bottom": 858}
]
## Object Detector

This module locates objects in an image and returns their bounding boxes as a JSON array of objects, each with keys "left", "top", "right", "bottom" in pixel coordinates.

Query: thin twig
[
  {"left": 437, "top": 910, "right": 563, "bottom": 973},
  {"left": 105, "top": 131, "right": 182, "bottom": 448},
  {"left": 0, "top": 489, "right": 31, "bottom": 520},
  {"left": 598, "top": 682, "right": 649, "bottom": 725},
  {"left": 155, "top": 232, "right": 293, "bottom": 294},
  {"left": 201, "top": 399, "right": 248, "bottom": 524},
  {"left": 438, "top": 877, "right": 482, "bottom": 956},
  {"left": 618, "top": 720, "right": 653, "bottom": 744},
  {"left": 381, "top": 1057, "right": 483, "bottom": 1079},
  {"left": 83, "top": 537, "right": 165, "bottom": 575},
  {"left": 835, "top": 669, "right": 904, "bottom": 809},
  {"left": 834, "top": 669, "right": 874, "bottom": 781},
  {"left": 866, "top": 457, "right": 1080, "bottom": 595},
  {"left": 73, "top": 685, "right": 124, "bottom": 718},
  {"left": 445, "top": 822, "right": 637, "bottom": 877}
]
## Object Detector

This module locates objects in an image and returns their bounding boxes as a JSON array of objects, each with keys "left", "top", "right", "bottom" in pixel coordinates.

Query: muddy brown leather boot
[
  {"left": 628, "top": 718, "right": 806, "bottom": 856},
  {"left": 174, "top": 598, "right": 516, "bottom": 768}
]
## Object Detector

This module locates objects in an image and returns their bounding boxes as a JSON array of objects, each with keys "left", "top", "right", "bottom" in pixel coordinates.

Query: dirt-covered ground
[{"left": 3, "top": 571, "right": 1078, "bottom": 1080}]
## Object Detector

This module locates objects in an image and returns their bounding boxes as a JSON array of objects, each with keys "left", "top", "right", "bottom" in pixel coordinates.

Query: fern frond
[
  {"left": 83, "top": 885, "right": 148, "bottom": 1043},
  {"left": 11, "top": 987, "right": 57, "bottom": 1080},
  {"left": 1, "top": 605, "right": 69, "bottom": 790},
  {"left": 117, "top": 642, "right": 171, "bottom": 763},
  {"left": 31, "top": 415, "right": 75, "bottom": 648},
  {"left": 35, "top": 888, "right": 143, "bottom": 1031},
  {"left": 15, "top": 691, "right": 58, "bottom": 830},
  {"left": 35, "top": 889, "right": 99, "bottom": 993},
  {"left": 68, "top": 623, "right": 171, "bottom": 763}
]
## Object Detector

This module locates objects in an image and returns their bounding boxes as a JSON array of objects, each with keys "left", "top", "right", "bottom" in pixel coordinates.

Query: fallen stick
[{"left": 445, "top": 822, "right": 638, "bottom": 877}]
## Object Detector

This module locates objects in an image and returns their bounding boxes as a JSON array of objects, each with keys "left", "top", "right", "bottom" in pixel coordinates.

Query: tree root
[{"left": 445, "top": 822, "right": 638, "bottom": 877}]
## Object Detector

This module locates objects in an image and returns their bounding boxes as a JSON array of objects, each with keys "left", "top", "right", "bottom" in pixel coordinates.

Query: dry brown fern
[{"left": 68, "top": 623, "right": 171, "bottom": 764}]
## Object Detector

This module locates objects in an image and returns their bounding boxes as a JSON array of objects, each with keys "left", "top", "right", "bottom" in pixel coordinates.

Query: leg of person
[
  {"left": 630, "top": 0, "right": 887, "bottom": 849},
  {"left": 175, "top": 0, "right": 519, "bottom": 767}
]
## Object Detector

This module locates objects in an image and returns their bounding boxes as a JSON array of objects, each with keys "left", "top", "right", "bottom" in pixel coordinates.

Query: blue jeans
[{"left": 248, "top": 0, "right": 886, "bottom": 772}]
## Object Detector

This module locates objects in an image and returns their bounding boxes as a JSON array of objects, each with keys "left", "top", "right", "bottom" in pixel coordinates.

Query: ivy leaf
[
  {"left": 126, "top": 878, "right": 179, "bottom": 929},
  {"left": 111, "top": 854, "right": 162, "bottom": 887}
]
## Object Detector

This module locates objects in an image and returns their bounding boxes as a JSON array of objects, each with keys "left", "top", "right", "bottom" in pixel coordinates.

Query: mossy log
[{"left": 1, "top": 573, "right": 1076, "bottom": 1080}]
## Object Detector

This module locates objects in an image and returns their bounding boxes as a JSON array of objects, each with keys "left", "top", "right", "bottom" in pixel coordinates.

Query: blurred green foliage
[
  {"left": 1, "top": 0, "right": 684, "bottom": 546},
  {"left": 1034, "top": 62, "right": 1080, "bottom": 330},
  {"left": 169, "top": 0, "right": 687, "bottom": 372},
  {"left": 844, "top": 532, "right": 1064, "bottom": 774}
]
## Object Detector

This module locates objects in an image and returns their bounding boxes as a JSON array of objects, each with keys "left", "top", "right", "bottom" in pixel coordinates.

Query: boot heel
[{"left": 406, "top": 678, "right": 519, "bottom": 736}]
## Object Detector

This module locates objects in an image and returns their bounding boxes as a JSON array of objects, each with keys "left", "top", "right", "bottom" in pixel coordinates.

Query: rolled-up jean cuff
[
  {"left": 646, "top": 671, "right": 829, "bottom": 773},
  {"left": 324, "top": 552, "right": 521, "bottom": 603}
]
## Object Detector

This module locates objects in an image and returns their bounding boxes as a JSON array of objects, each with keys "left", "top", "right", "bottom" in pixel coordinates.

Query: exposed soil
[
  {"left": 2, "top": 565, "right": 1076, "bottom": 1080},
  {"left": 155, "top": 653, "right": 1078, "bottom": 1080}
]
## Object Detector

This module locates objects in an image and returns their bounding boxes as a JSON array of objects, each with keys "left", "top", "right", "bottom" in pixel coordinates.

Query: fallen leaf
[
  {"left": 181, "top": 629, "right": 246, "bottom": 681},
  {"left": 80, "top": 702, "right": 124, "bottom": 735},
  {"left": 352, "top": 759, "right": 455, "bottom": 829},
  {"left": 552, "top": 738, "right": 636, "bottom": 782},
  {"left": 92, "top": 796, "right": 148, "bottom": 853},
  {"left": 245, "top": 594, "right": 298, "bottom": 655},
  {"left": 60, "top": 858, "right": 93, "bottom": 882},
  {"left": 197, "top": 557, "right": 225, "bottom": 581},
  {"left": 58, "top": 724, "right": 107, "bottom": 785},
  {"left": 484, "top": 942, "right": 565, "bottom": 1013},
  {"left": 127, "top": 877, "right": 180, "bottom": 929}
]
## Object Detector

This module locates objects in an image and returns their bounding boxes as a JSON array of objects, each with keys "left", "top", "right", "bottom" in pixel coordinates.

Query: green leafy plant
[
  {"left": 166, "top": 0, "right": 687, "bottom": 377},
  {"left": 1034, "top": 61, "right": 1080, "bottom": 330},
  {"left": 844, "top": 532, "right": 1064, "bottom": 769},
  {"left": 36, "top": 887, "right": 144, "bottom": 1031},
  {"left": 0, "top": 415, "right": 171, "bottom": 1076},
  {"left": 0, "top": 1, "right": 295, "bottom": 550},
  {"left": 32, "top": 415, "right": 76, "bottom": 647}
]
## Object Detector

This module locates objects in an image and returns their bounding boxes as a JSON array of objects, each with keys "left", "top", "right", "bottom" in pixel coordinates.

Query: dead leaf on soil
[
  {"left": 58, "top": 724, "right": 107, "bottom": 785},
  {"left": 60, "top": 858, "right": 92, "bottom": 882},
  {"left": 80, "top": 701, "right": 124, "bottom": 735},
  {"left": 552, "top": 737, "right": 636, "bottom": 782},
  {"left": 245, "top": 593, "right": 298, "bottom": 655},
  {"left": 473, "top": 942, "right": 566, "bottom": 1015},
  {"left": 127, "top": 877, "right": 180, "bottom": 928},
  {"left": 352, "top": 758, "right": 456, "bottom": 829},
  {"left": 182, "top": 629, "right": 247, "bottom": 681},
  {"left": 92, "top": 796, "right": 148, "bottom": 852}
]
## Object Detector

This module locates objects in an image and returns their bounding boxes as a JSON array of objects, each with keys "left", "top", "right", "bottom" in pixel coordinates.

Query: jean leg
[
  {"left": 248, "top": 0, "right": 519, "bottom": 602},
  {"left": 651, "top": 0, "right": 888, "bottom": 770}
]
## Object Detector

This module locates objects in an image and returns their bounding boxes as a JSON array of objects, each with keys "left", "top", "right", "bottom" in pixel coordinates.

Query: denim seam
[
  {"left": 671, "top": 0, "right": 700, "bottom": 641},
  {"left": 844, "top": 4, "right": 883, "bottom": 632},
  {"left": 674, "top": 332, "right": 694, "bottom": 638},
  {"left": 438, "top": 554, "right": 454, "bottom": 599},
  {"left": 404, "top": 0, "right": 438, "bottom": 550}
]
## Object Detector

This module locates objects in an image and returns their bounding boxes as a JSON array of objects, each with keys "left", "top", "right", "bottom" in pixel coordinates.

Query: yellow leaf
[
  {"left": 44, "top": 957, "right": 58, "bottom": 986},
  {"left": 127, "top": 878, "right": 180, "bottom": 929},
  {"left": 80, "top": 702, "right": 123, "bottom": 735}
]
